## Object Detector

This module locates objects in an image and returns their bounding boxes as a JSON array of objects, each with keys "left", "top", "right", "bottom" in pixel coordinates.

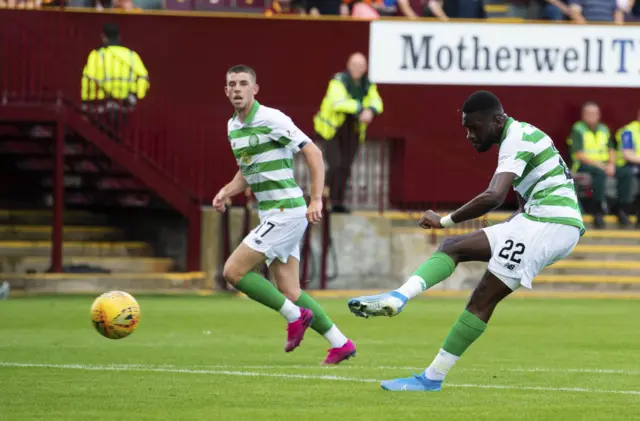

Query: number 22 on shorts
[{"left": 498, "top": 239, "right": 526, "bottom": 264}]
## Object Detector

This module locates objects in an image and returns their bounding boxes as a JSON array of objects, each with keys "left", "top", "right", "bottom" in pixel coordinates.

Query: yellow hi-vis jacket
[
  {"left": 615, "top": 120, "right": 640, "bottom": 161},
  {"left": 313, "top": 72, "right": 383, "bottom": 143},
  {"left": 81, "top": 45, "right": 150, "bottom": 102},
  {"left": 567, "top": 121, "right": 624, "bottom": 172}
]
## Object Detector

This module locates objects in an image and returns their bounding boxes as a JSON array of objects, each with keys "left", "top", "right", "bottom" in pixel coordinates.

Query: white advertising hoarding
[{"left": 369, "top": 21, "right": 640, "bottom": 87}]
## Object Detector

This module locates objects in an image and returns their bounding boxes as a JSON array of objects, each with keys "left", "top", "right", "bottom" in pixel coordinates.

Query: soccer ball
[{"left": 90, "top": 291, "right": 141, "bottom": 339}]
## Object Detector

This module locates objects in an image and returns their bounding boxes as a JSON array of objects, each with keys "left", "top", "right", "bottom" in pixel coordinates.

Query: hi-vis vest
[
  {"left": 81, "top": 45, "right": 150, "bottom": 102},
  {"left": 568, "top": 121, "right": 624, "bottom": 172},
  {"left": 615, "top": 120, "right": 640, "bottom": 159},
  {"left": 313, "top": 73, "right": 383, "bottom": 143}
]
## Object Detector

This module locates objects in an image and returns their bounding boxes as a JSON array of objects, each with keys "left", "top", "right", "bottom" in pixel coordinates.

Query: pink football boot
[
  {"left": 285, "top": 308, "right": 314, "bottom": 352},
  {"left": 322, "top": 339, "right": 357, "bottom": 365}
]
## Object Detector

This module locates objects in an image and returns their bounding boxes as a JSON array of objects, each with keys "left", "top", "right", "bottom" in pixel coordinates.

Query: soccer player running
[
  {"left": 348, "top": 91, "right": 585, "bottom": 390},
  {"left": 213, "top": 65, "right": 356, "bottom": 364}
]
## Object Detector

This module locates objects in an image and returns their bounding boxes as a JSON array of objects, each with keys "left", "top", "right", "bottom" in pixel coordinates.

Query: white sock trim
[
  {"left": 279, "top": 299, "right": 301, "bottom": 323},
  {"left": 323, "top": 325, "right": 348, "bottom": 348},
  {"left": 395, "top": 275, "right": 427, "bottom": 300},
  {"left": 424, "top": 348, "right": 459, "bottom": 381}
]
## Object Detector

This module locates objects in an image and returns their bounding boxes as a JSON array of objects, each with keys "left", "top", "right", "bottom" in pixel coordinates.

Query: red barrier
[{"left": 1, "top": 10, "right": 638, "bottom": 210}]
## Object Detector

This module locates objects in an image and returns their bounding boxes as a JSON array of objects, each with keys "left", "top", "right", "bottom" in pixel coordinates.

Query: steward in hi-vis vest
[
  {"left": 567, "top": 101, "right": 633, "bottom": 228},
  {"left": 313, "top": 52, "right": 383, "bottom": 213}
]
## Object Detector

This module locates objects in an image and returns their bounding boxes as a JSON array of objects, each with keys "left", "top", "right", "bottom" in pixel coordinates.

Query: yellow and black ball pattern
[{"left": 90, "top": 291, "right": 141, "bottom": 340}]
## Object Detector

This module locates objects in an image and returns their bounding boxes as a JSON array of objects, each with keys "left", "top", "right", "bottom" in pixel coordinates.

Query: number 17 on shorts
[{"left": 243, "top": 216, "right": 309, "bottom": 265}]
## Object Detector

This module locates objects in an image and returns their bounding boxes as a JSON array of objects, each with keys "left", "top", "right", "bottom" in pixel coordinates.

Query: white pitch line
[
  {"left": 1, "top": 362, "right": 640, "bottom": 396},
  {"left": 488, "top": 367, "right": 640, "bottom": 375},
  {"left": 129, "top": 363, "right": 640, "bottom": 376},
  {"left": 0, "top": 362, "right": 379, "bottom": 383}
]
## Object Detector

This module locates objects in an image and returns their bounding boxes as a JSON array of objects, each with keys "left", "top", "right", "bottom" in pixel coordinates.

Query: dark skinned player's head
[{"left": 461, "top": 91, "right": 507, "bottom": 153}]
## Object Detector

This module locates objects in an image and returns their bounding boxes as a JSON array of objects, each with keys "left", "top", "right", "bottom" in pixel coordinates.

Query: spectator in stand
[
  {"left": 292, "top": 0, "right": 342, "bottom": 15},
  {"left": 393, "top": 0, "right": 425, "bottom": 18},
  {"left": 568, "top": 0, "right": 624, "bottom": 23},
  {"left": 344, "top": 0, "right": 425, "bottom": 18},
  {"left": 342, "top": 0, "right": 396, "bottom": 16},
  {"left": 113, "top": 0, "right": 141, "bottom": 10},
  {"left": 424, "top": 0, "right": 485, "bottom": 20},
  {"left": 0, "top": 0, "right": 66, "bottom": 8},
  {"left": 542, "top": 0, "right": 572, "bottom": 20},
  {"left": 631, "top": 0, "right": 640, "bottom": 19},
  {"left": 615, "top": 111, "right": 640, "bottom": 226},
  {"left": 81, "top": 23, "right": 150, "bottom": 135},
  {"left": 506, "top": 0, "right": 542, "bottom": 19},
  {"left": 314, "top": 52, "right": 383, "bottom": 213},
  {"left": 568, "top": 101, "right": 633, "bottom": 228}
]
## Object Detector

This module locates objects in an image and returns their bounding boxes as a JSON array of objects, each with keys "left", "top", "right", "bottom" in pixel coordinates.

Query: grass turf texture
[{"left": 1, "top": 295, "right": 639, "bottom": 420}]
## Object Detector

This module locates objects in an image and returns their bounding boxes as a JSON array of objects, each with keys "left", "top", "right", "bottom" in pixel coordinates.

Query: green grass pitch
[{"left": 1, "top": 295, "right": 639, "bottom": 420}]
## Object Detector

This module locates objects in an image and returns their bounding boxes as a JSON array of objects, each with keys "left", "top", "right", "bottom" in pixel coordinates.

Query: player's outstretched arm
[
  {"left": 419, "top": 172, "right": 517, "bottom": 229},
  {"left": 447, "top": 172, "right": 517, "bottom": 224},
  {"left": 446, "top": 172, "right": 517, "bottom": 224},
  {"left": 212, "top": 170, "right": 247, "bottom": 213},
  {"left": 301, "top": 142, "right": 324, "bottom": 224}
]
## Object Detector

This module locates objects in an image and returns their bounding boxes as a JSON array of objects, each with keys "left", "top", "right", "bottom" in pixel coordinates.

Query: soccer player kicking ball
[
  {"left": 213, "top": 65, "right": 356, "bottom": 364},
  {"left": 348, "top": 90, "right": 584, "bottom": 390}
]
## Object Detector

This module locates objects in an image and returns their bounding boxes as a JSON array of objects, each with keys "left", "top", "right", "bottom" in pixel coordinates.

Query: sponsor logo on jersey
[{"left": 241, "top": 152, "right": 252, "bottom": 165}]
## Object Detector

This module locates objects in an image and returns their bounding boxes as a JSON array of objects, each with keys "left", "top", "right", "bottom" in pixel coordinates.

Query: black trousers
[
  {"left": 82, "top": 101, "right": 132, "bottom": 141},
  {"left": 319, "top": 123, "right": 360, "bottom": 206}
]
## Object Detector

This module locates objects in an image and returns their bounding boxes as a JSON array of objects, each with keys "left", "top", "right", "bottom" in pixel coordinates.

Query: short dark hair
[
  {"left": 462, "top": 90, "right": 503, "bottom": 115},
  {"left": 226, "top": 64, "right": 257, "bottom": 82},
  {"left": 102, "top": 23, "right": 120, "bottom": 41},
  {"left": 582, "top": 100, "right": 599, "bottom": 109}
]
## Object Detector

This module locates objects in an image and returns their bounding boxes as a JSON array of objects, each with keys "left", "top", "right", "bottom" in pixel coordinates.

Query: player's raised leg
[
  {"left": 348, "top": 230, "right": 491, "bottom": 318},
  {"left": 271, "top": 256, "right": 356, "bottom": 364},
  {"left": 223, "top": 243, "right": 312, "bottom": 352},
  {"left": 380, "top": 269, "right": 512, "bottom": 391}
]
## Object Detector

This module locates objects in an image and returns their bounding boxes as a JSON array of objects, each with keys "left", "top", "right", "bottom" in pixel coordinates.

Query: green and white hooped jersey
[
  {"left": 228, "top": 101, "right": 309, "bottom": 216},
  {"left": 496, "top": 117, "right": 585, "bottom": 235}
]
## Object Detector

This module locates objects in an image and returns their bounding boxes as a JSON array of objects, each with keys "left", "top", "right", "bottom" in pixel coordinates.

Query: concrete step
[
  {"left": 543, "top": 260, "right": 640, "bottom": 276},
  {"left": 1, "top": 272, "right": 206, "bottom": 294},
  {"left": 0, "top": 225, "right": 123, "bottom": 241},
  {"left": 0, "top": 256, "right": 173, "bottom": 273},
  {"left": 0, "top": 209, "right": 108, "bottom": 226},
  {"left": 0, "top": 241, "right": 152, "bottom": 257},
  {"left": 358, "top": 210, "right": 640, "bottom": 231},
  {"left": 392, "top": 226, "right": 640, "bottom": 245},
  {"left": 533, "top": 274, "right": 640, "bottom": 291},
  {"left": 575, "top": 230, "right": 640, "bottom": 245},
  {"left": 569, "top": 244, "right": 640, "bottom": 261}
]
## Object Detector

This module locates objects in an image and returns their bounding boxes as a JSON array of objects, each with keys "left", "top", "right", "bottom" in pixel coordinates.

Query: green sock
[
  {"left": 235, "top": 271, "right": 286, "bottom": 311},
  {"left": 414, "top": 252, "right": 456, "bottom": 289},
  {"left": 442, "top": 309, "right": 487, "bottom": 357},
  {"left": 294, "top": 291, "right": 334, "bottom": 334}
]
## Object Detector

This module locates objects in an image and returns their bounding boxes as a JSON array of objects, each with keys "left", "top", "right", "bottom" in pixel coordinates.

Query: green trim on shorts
[{"left": 522, "top": 213, "right": 585, "bottom": 236}]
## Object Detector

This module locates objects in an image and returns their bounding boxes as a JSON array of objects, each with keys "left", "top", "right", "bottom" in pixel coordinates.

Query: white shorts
[
  {"left": 242, "top": 210, "right": 308, "bottom": 266},
  {"left": 482, "top": 214, "right": 580, "bottom": 290}
]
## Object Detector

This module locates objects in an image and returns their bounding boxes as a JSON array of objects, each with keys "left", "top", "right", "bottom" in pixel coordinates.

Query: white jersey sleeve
[
  {"left": 268, "top": 111, "right": 312, "bottom": 154},
  {"left": 495, "top": 125, "right": 529, "bottom": 177}
]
